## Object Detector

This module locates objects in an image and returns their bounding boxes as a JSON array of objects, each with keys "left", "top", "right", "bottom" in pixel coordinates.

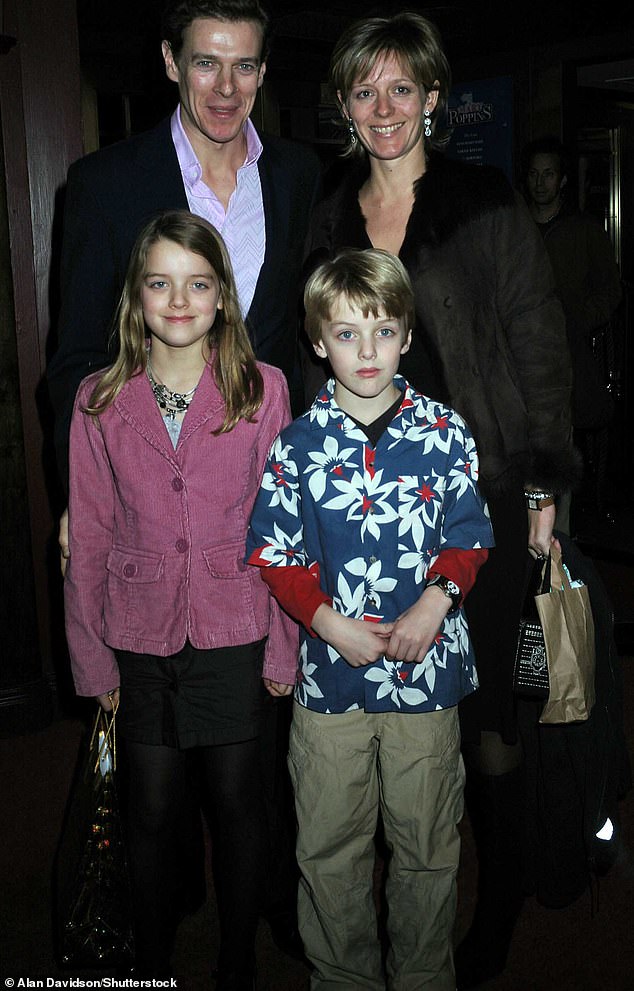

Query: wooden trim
[{"left": 0, "top": 0, "right": 83, "bottom": 678}]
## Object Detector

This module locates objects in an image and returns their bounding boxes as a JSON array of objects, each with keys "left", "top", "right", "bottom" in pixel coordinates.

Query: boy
[{"left": 246, "top": 249, "right": 494, "bottom": 989}]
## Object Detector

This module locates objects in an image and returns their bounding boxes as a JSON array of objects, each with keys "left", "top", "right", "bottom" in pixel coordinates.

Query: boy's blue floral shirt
[{"left": 246, "top": 377, "right": 495, "bottom": 714}]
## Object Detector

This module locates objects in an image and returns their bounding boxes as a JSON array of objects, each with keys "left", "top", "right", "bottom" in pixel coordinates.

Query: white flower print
[
  {"left": 387, "top": 398, "right": 455, "bottom": 456},
  {"left": 345, "top": 557, "right": 397, "bottom": 613},
  {"left": 416, "top": 613, "right": 477, "bottom": 691},
  {"left": 260, "top": 440, "right": 300, "bottom": 516},
  {"left": 249, "top": 521, "right": 305, "bottom": 568},
  {"left": 308, "top": 385, "right": 346, "bottom": 429},
  {"left": 322, "top": 468, "right": 399, "bottom": 541},
  {"left": 305, "top": 434, "right": 358, "bottom": 502},
  {"left": 447, "top": 438, "right": 480, "bottom": 499},
  {"left": 332, "top": 566, "right": 371, "bottom": 619},
  {"left": 295, "top": 641, "right": 324, "bottom": 705},
  {"left": 397, "top": 514, "right": 433, "bottom": 585},
  {"left": 397, "top": 473, "right": 444, "bottom": 542},
  {"left": 410, "top": 621, "right": 453, "bottom": 693},
  {"left": 411, "top": 650, "right": 439, "bottom": 694},
  {"left": 365, "top": 659, "right": 428, "bottom": 708},
  {"left": 326, "top": 643, "right": 341, "bottom": 665}
]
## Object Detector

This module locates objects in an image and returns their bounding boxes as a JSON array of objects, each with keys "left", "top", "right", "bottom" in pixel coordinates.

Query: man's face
[
  {"left": 162, "top": 18, "right": 266, "bottom": 150},
  {"left": 526, "top": 153, "right": 565, "bottom": 209}
]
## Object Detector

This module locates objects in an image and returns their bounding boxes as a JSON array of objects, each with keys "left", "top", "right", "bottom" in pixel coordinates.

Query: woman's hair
[
  {"left": 304, "top": 248, "right": 415, "bottom": 344},
  {"left": 86, "top": 209, "right": 263, "bottom": 433},
  {"left": 330, "top": 10, "right": 451, "bottom": 157},
  {"left": 161, "top": 0, "right": 270, "bottom": 63}
]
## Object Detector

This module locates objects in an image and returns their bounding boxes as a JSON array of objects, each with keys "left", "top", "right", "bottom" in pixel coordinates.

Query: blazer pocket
[
  {"left": 202, "top": 540, "right": 249, "bottom": 578},
  {"left": 106, "top": 546, "right": 165, "bottom": 583},
  {"left": 104, "top": 546, "right": 168, "bottom": 641},
  {"left": 202, "top": 540, "right": 256, "bottom": 623}
]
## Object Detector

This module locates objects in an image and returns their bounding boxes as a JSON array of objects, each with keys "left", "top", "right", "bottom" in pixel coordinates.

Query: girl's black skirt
[{"left": 115, "top": 639, "right": 266, "bottom": 749}]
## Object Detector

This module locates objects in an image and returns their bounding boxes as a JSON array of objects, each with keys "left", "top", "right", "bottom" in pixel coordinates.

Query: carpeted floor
[{"left": 2, "top": 527, "right": 633, "bottom": 990}]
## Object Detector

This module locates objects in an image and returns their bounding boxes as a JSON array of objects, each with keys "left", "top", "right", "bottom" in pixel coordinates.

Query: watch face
[{"left": 428, "top": 575, "right": 461, "bottom": 605}]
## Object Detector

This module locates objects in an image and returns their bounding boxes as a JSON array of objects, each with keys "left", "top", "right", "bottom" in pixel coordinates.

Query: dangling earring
[
  {"left": 424, "top": 108, "right": 432, "bottom": 139},
  {"left": 347, "top": 118, "right": 357, "bottom": 146}
]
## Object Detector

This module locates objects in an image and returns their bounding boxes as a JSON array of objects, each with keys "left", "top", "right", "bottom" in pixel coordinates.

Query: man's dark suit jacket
[{"left": 47, "top": 115, "right": 322, "bottom": 484}]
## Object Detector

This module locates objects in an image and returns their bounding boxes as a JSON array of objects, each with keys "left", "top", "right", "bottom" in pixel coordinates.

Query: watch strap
[
  {"left": 526, "top": 494, "right": 556, "bottom": 511},
  {"left": 426, "top": 573, "right": 461, "bottom": 611}
]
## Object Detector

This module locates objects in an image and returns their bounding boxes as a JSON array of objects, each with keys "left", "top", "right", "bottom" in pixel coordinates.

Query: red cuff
[{"left": 260, "top": 566, "right": 331, "bottom": 634}]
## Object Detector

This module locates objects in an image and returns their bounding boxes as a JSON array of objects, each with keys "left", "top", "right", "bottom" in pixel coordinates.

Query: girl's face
[
  {"left": 341, "top": 52, "right": 437, "bottom": 164},
  {"left": 141, "top": 238, "right": 222, "bottom": 358}
]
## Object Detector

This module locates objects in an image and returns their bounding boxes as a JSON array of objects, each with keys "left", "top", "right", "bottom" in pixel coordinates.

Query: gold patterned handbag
[{"left": 55, "top": 701, "right": 135, "bottom": 969}]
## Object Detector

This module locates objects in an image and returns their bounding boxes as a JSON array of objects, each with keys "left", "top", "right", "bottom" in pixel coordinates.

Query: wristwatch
[
  {"left": 525, "top": 491, "right": 556, "bottom": 511},
  {"left": 426, "top": 574, "right": 461, "bottom": 612}
]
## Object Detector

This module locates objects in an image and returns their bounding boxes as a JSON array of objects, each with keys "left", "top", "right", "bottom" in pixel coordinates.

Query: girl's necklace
[{"left": 146, "top": 357, "right": 198, "bottom": 420}]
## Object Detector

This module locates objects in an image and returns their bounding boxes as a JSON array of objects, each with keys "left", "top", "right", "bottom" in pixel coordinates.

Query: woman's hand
[
  {"left": 385, "top": 586, "right": 451, "bottom": 663},
  {"left": 263, "top": 678, "right": 294, "bottom": 698},
  {"left": 527, "top": 503, "right": 560, "bottom": 560},
  {"left": 96, "top": 688, "right": 119, "bottom": 712},
  {"left": 311, "top": 604, "right": 393, "bottom": 668}
]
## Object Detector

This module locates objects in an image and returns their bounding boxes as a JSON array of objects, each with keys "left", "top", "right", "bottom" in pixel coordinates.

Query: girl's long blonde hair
[{"left": 85, "top": 210, "right": 263, "bottom": 432}]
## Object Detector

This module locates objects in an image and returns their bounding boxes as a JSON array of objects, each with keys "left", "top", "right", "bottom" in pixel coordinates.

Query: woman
[{"left": 303, "top": 12, "right": 581, "bottom": 989}]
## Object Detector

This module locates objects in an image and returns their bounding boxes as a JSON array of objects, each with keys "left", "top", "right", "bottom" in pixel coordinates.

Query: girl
[{"left": 64, "top": 209, "right": 298, "bottom": 988}]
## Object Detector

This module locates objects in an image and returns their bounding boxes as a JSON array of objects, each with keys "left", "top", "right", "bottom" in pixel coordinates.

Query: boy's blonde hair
[
  {"left": 304, "top": 248, "right": 415, "bottom": 345},
  {"left": 85, "top": 210, "right": 263, "bottom": 433}
]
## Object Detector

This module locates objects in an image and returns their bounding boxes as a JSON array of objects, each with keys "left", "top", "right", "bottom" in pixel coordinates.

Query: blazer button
[
  {"left": 123, "top": 564, "right": 137, "bottom": 577},
  {"left": 172, "top": 477, "right": 184, "bottom": 491},
  {"left": 175, "top": 539, "right": 188, "bottom": 553}
]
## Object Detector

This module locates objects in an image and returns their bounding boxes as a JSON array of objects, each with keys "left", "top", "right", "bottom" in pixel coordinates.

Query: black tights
[{"left": 124, "top": 736, "right": 263, "bottom": 975}]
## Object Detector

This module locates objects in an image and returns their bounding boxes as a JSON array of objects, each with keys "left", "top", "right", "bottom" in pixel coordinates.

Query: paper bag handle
[{"left": 548, "top": 543, "right": 570, "bottom": 592}]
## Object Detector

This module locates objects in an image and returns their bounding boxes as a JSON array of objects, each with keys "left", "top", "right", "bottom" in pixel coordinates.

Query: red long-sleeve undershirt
[{"left": 260, "top": 547, "right": 489, "bottom": 635}]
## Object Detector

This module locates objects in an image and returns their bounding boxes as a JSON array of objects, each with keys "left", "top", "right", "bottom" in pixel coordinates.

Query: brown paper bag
[{"left": 536, "top": 544, "right": 596, "bottom": 724}]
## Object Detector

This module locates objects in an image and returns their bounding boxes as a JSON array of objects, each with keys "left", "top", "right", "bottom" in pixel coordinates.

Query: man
[
  {"left": 47, "top": 0, "right": 321, "bottom": 967},
  {"left": 522, "top": 135, "right": 622, "bottom": 426},
  {"left": 48, "top": 0, "right": 321, "bottom": 491},
  {"left": 522, "top": 135, "right": 622, "bottom": 530}
]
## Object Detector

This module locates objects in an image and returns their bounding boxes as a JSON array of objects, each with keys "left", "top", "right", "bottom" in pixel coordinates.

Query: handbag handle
[{"left": 90, "top": 698, "right": 118, "bottom": 774}]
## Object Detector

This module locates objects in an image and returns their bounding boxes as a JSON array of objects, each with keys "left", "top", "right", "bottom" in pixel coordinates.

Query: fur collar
[{"left": 325, "top": 152, "right": 515, "bottom": 261}]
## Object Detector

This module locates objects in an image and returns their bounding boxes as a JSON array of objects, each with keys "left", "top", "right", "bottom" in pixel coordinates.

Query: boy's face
[{"left": 314, "top": 296, "right": 411, "bottom": 418}]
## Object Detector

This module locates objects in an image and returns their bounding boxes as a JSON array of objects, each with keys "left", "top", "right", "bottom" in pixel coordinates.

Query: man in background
[{"left": 522, "top": 135, "right": 622, "bottom": 530}]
